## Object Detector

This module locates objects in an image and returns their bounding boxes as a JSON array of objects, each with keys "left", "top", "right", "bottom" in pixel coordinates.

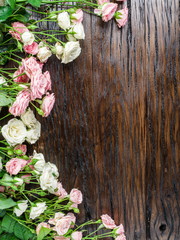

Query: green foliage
[
  {"left": 0, "top": 6, "right": 13, "bottom": 22},
  {"left": 0, "top": 232, "right": 19, "bottom": 240},
  {"left": 1, "top": 215, "right": 36, "bottom": 240},
  {"left": 0, "top": 92, "right": 13, "bottom": 107},
  {"left": 28, "top": 0, "right": 42, "bottom": 8},
  {"left": 37, "top": 226, "right": 51, "bottom": 240},
  {"left": 6, "top": 0, "right": 16, "bottom": 10},
  {"left": 0, "top": 195, "right": 16, "bottom": 210}
]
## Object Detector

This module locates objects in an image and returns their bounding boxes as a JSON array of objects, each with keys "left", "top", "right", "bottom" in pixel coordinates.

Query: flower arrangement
[{"left": 0, "top": 0, "right": 128, "bottom": 239}]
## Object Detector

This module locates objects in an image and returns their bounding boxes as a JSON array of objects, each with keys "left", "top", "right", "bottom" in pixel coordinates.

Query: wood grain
[{"left": 35, "top": 0, "right": 179, "bottom": 239}]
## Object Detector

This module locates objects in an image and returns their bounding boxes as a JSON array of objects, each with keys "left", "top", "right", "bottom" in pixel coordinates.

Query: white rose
[
  {"left": 21, "top": 108, "right": 37, "bottom": 128},
  {"left": 57, "top": 12, "right": 71, "bottom": 30},
  {"left": 30, "top": 202, "right": 47, "bottom": 219},
  {"left": 14, "top": 177, "right": 23, "bottom": 186},
  {"left": 72, "top": 23, "right": 85, "bottom": 40},
  {"left": 26, "top": 120, "right": 41, "bottom": 144},
  {"left": 32, "top": 150, "right": 46, "bottom": 172},
  {"left": 61, "top": 41, "right": 81, "bottom": 64},
  {"left": 66, "top": 33, "right": 76, "bottom": 42},
  {"left": 14, "top": 200, "right": 28, "bottom": 217},
  {"left": 37, "top": 45, "right": 52, "bottom": 63},
  {"left": 55, "top": 42, "right": 64, "bottom": 60},
  {"left": 0, "top": 76, "right": 7, "bottom": 85},
  {"left": 21, "top": 32, "right": 35, "bottom": 46},
  {"left": 0, "top": 157, "right": 2, "bottom": 171},
  {"left": 39, "top": 162, "right": 59, "bottom": 192},
  {"left": 1, "top": 119, "right": 27, "bottom": 146}
]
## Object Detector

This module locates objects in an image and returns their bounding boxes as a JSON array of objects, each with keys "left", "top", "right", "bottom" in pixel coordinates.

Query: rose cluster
[{"left": 95, "top": 0, "right": 128, "bottom": 28}]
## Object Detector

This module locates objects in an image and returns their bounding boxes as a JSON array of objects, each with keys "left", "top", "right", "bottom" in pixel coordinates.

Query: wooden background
[{"left": 35, "top": 0, "right": 179, "bottom": 239}]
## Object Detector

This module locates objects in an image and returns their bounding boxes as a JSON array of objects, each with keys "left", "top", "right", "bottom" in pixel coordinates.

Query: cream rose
[
  {"left": 26, "top": 120, "right": 41, "bottom": 144},
  {"left": 14, "top": 200, "right": 28, "bottom": 217},
  {"left": 1, "top": 119, "right": 27, "bottom": 146},
  {"left": 57, "top": 12, "right": 71, "bottom": 30},
  {"left": 55, "top": 42, "right": 64, "bottom": 60},
  {"left": 30, "top": 202, "right": 47, "bottom": 219},
  {"left": 32, "top": 150, "right": 46, "bottom": 172},
  {"left": 21, "top": 31, "right": 35, "bottom": 46},
  {"left": 39, "top": 162, "right": 59, "bottom": 192},
  {"left": 37, "top": 43, "right": 52, "bottom": 63},
  {"left": 21, "top": 108, "right": 37, "bottom": 128},
  {"left": 61, "top": 41, "right": 81, "bottom": 64},
  {"left": 72, "top": 23, "right": 85, "bottom": 40}
]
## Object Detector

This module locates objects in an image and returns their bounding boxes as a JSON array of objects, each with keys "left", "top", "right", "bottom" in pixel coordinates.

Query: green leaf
[
  {"left": 1, "top": 215, "right": 35, "bottom": 240},
  {"left": 10, "top": 13, "right": 30, "bottom": 23},
  {"left": 0, "top": 233, "right": 19, "bottom": 240},
  {"left": 0, "top": 93, "right": 13, "bottom": 107},
  {"left": 37, "top": 226, "right": 51, "bottom": 240},
  {"left": 0, "top": 197, "right": 16, "bottom": 210},
  {"left": 0, "top": 210, "right": 6, "bottom": 218},
  {"left": 6, "top": 0, "right": 16, "bottom": 10},
  {"left": 0, "top": 6, "right": 13, "bottom": 22},
  {"left": 28, "top": 0, "right": 42, "bottom": 7}
]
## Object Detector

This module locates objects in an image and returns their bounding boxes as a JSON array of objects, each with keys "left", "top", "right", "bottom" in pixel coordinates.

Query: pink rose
[
  {"left": 55, "top": 216, "right": 72, "bottom": 235},
  {"left": 102, "top": 3, "right": 118, "bottom": 22},
  {"left": 71, "top": 9, "right": 83, "bottom": 23},
  {"left": 14, "top": 144, "right": 27, "bottom": 155},
  {"left": 5, "top": 158, "right": 28, "bottom": 175},
  {"left": 36, "top": 222, "right": 50, "bottom": 234},
  {"left": 9, "top": 90, "right": 31, "bottom": 116},
  {"left": 22, "top": 57, "right": 43, "bottom": 79},
  {"left": 9, "top": 22, "right": 29, "bottom": 41},
  {"left": 13, "top": 65, "right": 29, "bottom": 83},
  {"left": 101, "top": 214, "right": 116, "bottom": 229},
  {"left": 30, "top": 72, "right": 52, "bottom": 100},
  {"left": 115, "top": 234, "right": 126, "bottom": 240},
  {"left": 40, "top": 93, "right": 55, "bottom": 117},
  {"left": 49, "top": 212, "right": 65, "bottom": 225},
  {"left": 115, "top": 224, "right": 125, "bottom": 234},
  {"left": 69, "top": 188, "right": 83, "bottom": 204},
  {"left": 21, "top": 174, "right": 31, "bottom": 184},
  {"left": 54, "top": 182, "right": 68, "bottom": 199},
  {"left": 97, "top": 0, "right": 109, "bottom": 5},
  {"left": 24, "top": 42, "right": 39, "bottom": 55},
  {"left": 71, "top": 231, "right": 82, "bottom": 240},
  {"left": 0, "top": 186, "right": 5, "bottom": 192},
  {"left": 115, "top": 7, "right": 128, "bottom": 28},
  {"left": 66, "top": 212, "right": 76, "bottom": 225}
]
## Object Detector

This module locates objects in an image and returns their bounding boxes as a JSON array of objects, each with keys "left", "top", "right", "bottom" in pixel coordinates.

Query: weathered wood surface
[{"left": 35, "top": 0, "right": 179, "bottom": 239}]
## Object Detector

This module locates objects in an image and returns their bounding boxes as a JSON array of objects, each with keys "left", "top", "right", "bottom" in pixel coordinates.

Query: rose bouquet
[{"left": 0, "top": 0, "right": 128, "bottom": 239}]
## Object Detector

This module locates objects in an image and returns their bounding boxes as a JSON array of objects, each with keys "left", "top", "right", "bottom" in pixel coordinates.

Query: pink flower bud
[
  {"left": 69, "top": 188, "right": 83, "bottom": 204},
  {"left": 101, "top": 214, "right": 116, "bottom": 229},
  {"left": 115, "top": 7, "right": 128, "bottom": 28}
]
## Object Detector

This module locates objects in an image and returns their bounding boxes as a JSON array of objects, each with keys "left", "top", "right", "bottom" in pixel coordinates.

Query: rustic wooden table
[{"left": 35, "top": 1, "right": 179, "bottom": 239}]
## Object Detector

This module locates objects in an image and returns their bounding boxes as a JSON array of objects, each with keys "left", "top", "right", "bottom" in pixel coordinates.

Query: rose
[
  {"left": 54, "top": 237, "right": 70, "bottom": 240},
  {"left": 1, "top": 118, "right": 27, "bottom": 146},
  {"left": 101, "top": 3, "right": 118, "bottom": 22},
  {"left": 54, "top": 182, "right": 68, "bottom": 199},
  {"left": 14, "top": 144, "right": 27, "bottom": 155},
  {"left": 71, "top": 9, "right": 83, "bottom": 24},
  {"left": 55, "top": 42, "right": 64, "bottom": 60},
  {"left": 9, "top": 90, "right": 31, "bottom": 117},
  {"left": 32, "top": 150, "right": 46, "bottom": 172},
  {"left": 21, "top": 31, "right": 35, "bottom": 46},
  {"left": 30, "top": 71, "right": 51, "bottom": 100},
  {"left": 101, "top": 214, "right": 116, "bottom": 229},
  {"left": 26, "top": 120, "right": 41, "bottom": 144},
  {"left": 115, "top": 7, "right": 128, "bottom": 28},
  {"left": 48, "top": 212, "right": 65, "bottom": 225},
  {"left": 0, "top": 76, "right": 7, "bottom": 85},
  {"left": 115, "top": 234, "right": 126, "bottom": 240},
  {"left": 37, "top": 43, "right": 52, "bottom": 63},
  {"left": 24, "top": 42, "right": 39, "bottom": 55},
  {"left": 61, "top": 41, "right": 81, "bottom": 64},
  {"left": 30, "top": 202, "right": 47, "bottom": 219},
  {"left": 69, "top": 23, "right": 85, "bottom": 40},
  {"left": 70, "top": 188, "right": 83, "bottom": 204},
  {"left": 41, "top": 93, "right": 55, "bottom": 117},
  {"left": 14, "top": 177, "right": 24, "bottom": 185},
  {"left": 5, "top": 158, "right": 28, "bottom": 175},
  {"left": 57, "top": 12, "right": 71, "bottom": 30},
  {"left": 55, "top": 214, "right": 73, "bottom": 235},
  {"left": 21, "top": 108, "right": 37, "bottom": 128},
  {"left": 9, "top": 22, "right": 29, "bottom": 41},
  {"left": 97, "top": 0, "right": 109, "bottom": 5},
  {"left": 115, "top": 224, "right": 125, "bottom": 234},
  {"left": 71, "top": 231, "right": 82, "bottom": 240},
  {"left": 22, "top": 57, "right": 43, "bottom": 79},
  {"left": 14, "top": 200, "right": 28, "bottom": 217},
  {"left": 36, "top": 222, "right": 50, "bottom": 234},
  {"left": 39, "top": 162, "right": 59, "bottom": 192},
  {"left": 13, "top": 65, "right": 29, "bottom": 83}
]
